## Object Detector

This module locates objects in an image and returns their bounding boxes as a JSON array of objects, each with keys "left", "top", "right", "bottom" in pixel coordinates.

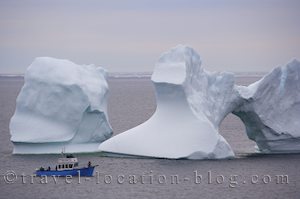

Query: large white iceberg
[
  {"left": 99, "top": 45, "right": 236, "bottom": 159},
  {"left": 233, "top": 59, "right": 300, "bottom": 153},
  {"left": 10, "top": 57, "right": 113, "bottom": 154}
]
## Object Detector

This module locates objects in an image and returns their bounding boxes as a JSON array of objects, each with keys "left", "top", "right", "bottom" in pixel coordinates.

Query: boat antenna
[{"left": 61, "top": 146, "right": 65, "bottom": 157}]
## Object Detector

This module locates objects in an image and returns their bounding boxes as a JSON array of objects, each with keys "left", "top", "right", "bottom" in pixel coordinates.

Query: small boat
[{"left": 35, "top": 154, "right": 97, "bottom": 177}]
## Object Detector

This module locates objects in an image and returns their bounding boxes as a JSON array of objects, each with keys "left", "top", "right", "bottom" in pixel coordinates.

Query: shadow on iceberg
[{"left": 233, "top": 59, "right": 300, "bottom": 153}]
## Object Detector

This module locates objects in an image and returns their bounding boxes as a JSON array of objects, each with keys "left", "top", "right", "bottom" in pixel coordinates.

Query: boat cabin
[{"left": 56, "top": 156, "right": 78, "bottom": 171}]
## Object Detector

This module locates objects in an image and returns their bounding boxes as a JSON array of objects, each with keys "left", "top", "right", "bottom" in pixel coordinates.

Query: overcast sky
[{"left": 0, "top": 0, "right": 299, "bottom": 74}]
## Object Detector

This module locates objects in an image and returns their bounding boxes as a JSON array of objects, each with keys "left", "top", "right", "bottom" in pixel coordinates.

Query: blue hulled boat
[{"left": 35, "top": 154, "right": 97, "bottom": 177}]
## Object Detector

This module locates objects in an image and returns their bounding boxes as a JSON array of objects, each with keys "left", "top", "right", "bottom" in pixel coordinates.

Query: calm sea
[{"left": 0, "top": 76, "right": 299, "bottom": 199}]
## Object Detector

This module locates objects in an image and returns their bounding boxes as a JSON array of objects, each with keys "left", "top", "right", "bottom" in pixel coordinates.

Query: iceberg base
[{"left": 12, "top": 142, "right": 101, "bottom": 154}]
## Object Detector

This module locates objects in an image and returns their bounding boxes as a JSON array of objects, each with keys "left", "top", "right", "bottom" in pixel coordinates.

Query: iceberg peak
[{"left": 152, "top": 45, "right": 202, "bottom": 85}]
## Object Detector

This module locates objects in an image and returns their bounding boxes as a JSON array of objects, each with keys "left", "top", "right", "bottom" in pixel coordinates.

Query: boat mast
[{"left": 61, "top": 146, "right": 66, "bottom": 157}]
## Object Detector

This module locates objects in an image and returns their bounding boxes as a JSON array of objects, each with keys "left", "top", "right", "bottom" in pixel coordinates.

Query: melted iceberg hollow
[
  {"left": 10, "top": 57, "right": 113, "bottom": 154},
  {"left": 99, "top": 45, "right": 236, "bottom": 159},
  {"left": 233, "top": 59, "right": 300, "bottom": 153}
]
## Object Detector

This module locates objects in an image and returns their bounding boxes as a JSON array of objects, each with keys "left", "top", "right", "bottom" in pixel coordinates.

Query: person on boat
[
  {"left": 47, "top": 166, "right": 51, "bottom": 171},
  {"left": 55, "top": 166, "right": 57, "bottom": 170},
  {"left": 88, "top": 161, "right": 91, "bottom": 167}
]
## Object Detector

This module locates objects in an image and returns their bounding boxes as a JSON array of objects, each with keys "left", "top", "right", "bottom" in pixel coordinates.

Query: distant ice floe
[
  {"left": 10, "top": 57, "right": 113, "bottom": 154},
  {"left": 109, "top": 72, "right": 151, "bottom": 78}
]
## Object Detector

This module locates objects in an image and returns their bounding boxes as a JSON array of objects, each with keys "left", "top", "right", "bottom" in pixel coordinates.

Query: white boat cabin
[{"left": 56, "top": 157, "right": 78, "bottom": 171}]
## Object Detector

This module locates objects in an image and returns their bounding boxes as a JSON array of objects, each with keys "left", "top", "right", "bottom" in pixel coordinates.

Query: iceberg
[
  {"left": 99, "top": 45, "right": 236, "bottom": 159},
  {"left": 233, "top": 59, "right": 300, "bottom": 153},
  {"left": 10, "top": 57, "right": 113, "bottom": 154}
]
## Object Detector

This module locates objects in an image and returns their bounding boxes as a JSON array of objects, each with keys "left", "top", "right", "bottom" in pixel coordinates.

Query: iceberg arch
[
  {"left": 100, "top": 46, "right": 300, "bottom": 157},
  {"left": 11, "top": 48, "right": 300, "bottom": 156}
]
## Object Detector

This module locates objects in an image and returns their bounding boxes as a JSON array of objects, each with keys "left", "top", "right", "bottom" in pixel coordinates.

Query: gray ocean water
[{"left": 0, "top": 76, "right": 299, "bottom": 199}]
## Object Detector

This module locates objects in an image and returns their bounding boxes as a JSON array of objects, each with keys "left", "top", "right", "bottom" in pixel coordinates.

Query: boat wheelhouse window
[
  {"left": 66, "top": 154, "right": 74, "bottom": 158},
  {"left": 58, "top": 165, "right": 61, "bottom": 169},
  {"left": 62, "top": 165, "right": 64, "bottom": 169},
  {"left": 66, "top": 164, "right": 68, "bottom": 168},
  {"left": 69, "top": 164, "right": 73, "bottom": 168}
]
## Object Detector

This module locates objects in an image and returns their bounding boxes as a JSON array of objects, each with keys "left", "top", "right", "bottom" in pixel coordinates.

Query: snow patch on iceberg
[
  {"left": 99, "top": 45, "right": 235, "bottom": 159},
  {"left": 10, "top": 57, "right": 113, "bottom": 154}
]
